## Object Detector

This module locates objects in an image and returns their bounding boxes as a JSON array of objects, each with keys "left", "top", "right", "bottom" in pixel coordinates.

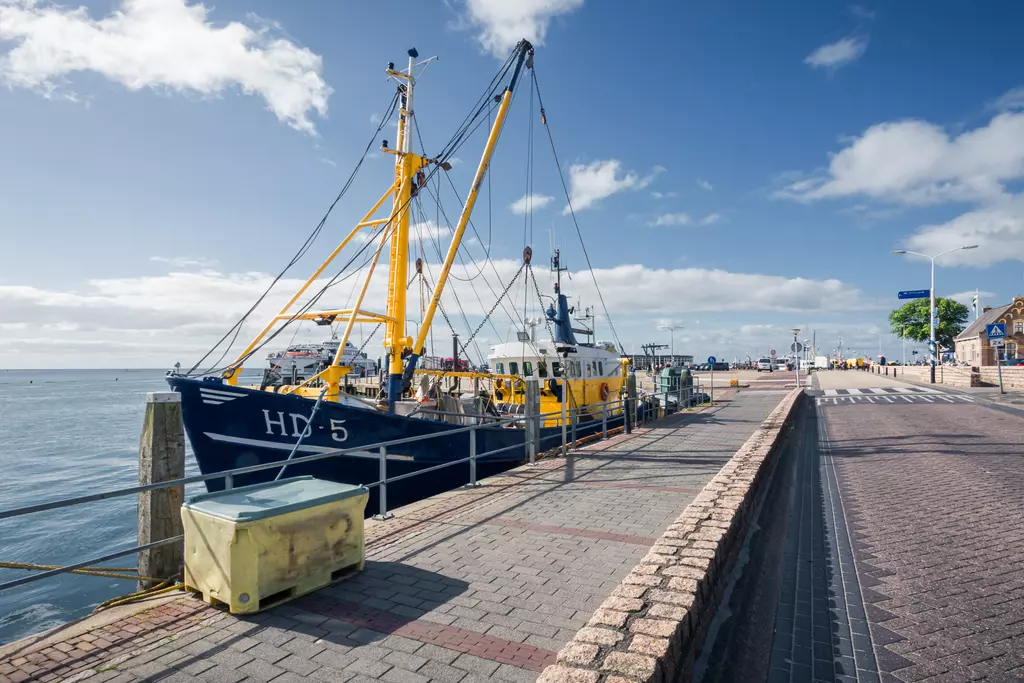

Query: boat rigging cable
[
  {"left": 409, "top": 198, "right": 494, "bottom": 363},
  {"left": 188, "top": 43, "right": 533, "bottom": 378},
  {"left": 530, "top": 68, "right": 624, "bottom": 353},
  {"left": 187, "top": 89, "right": 402, "bottom": 376}
]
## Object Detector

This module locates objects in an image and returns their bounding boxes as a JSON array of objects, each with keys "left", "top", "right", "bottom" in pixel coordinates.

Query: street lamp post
[
  {"left": 791, "top": 327, "right": 801, "bottom": 388},
  {"left": 901, "top": 325, "right": 906, "bottom": 367},
  {"left": 891, "top": 245, "right": 978, "bottom": 383},
  {"left": 660, "top": 325, "right": 683, "bottom": 362}
]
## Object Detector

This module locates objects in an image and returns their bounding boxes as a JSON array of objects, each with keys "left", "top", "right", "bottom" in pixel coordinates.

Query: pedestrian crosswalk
[
  {"left": 815, "top": 387, "right": 975, "bottom": 406},
  {"left": 821, "top": 387, "right": 941, "bottom": 396}
]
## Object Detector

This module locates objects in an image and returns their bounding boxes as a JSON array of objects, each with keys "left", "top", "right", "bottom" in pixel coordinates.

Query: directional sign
[
  {"left": 898, "top": 289, "right": 930, "bottom": 300},
  {"left": 791, "top": 342, "right": 803, "bottom": 353},
  {"left": 708, "top": 356, "right": 717, "bottom": 365},
  {"left": 987, "top": 323, "right": 1006, "bottom": 339},
  {"left": 770, "top": 349, "right": 777, "bottom": 357}
]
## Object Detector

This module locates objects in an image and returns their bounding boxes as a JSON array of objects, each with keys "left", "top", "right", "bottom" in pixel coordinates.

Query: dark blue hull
[{"left": 166, "top": 377, "right": 610, "bottom": 514}]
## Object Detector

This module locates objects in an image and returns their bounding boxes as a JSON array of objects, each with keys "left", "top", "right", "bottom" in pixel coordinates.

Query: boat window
[
  {"left": 524, "top": 361, "right": 533, "bottom": 376},
  {"left": 496, "top": 362, "right": 504, "bottom": 374},
  {"left": 538, "top": 362, "right": 548, "bottom": 378},
  {"left": 552, "top": 362, "right": 562, "bottom": 377},
  {"left": 586, "top": 362, "right": 592, "bottom": 377},
  {"left": 509, "top": 361, "right": 519, "bottom": 375},
  {"left": 598, "top": 362, "right": 604, "bottom": 376},
  {"left": 576, "top": 361, "right": 582, "bottom": 376}
]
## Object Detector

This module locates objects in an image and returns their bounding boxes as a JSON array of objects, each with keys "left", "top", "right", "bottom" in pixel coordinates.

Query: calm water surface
[{"left": 0, "top": 369, "right": 259, "bottom": 645}]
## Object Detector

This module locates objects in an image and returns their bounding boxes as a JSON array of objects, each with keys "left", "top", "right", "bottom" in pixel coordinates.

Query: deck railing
[{"left": 0, "top": 377, "right": 710, "bottom": 593}]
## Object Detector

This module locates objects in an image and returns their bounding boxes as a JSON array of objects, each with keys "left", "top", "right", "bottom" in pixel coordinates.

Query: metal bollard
[
  {"left": 601, "top": 403, "right": 608, "bottom": 440},
  {"left": 561, "top": 385, "right": 568, "bottom": 458},
  {"left": 375, "top": 446, "right": 393, "bottom": 520},
  {"left": 467, "top": 428, "right": 479, "bottom": 487}
]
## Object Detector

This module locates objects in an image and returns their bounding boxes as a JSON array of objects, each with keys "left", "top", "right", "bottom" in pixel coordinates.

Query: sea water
[{"left": 0, "top": 369, "right": 259, "bottom": 645}]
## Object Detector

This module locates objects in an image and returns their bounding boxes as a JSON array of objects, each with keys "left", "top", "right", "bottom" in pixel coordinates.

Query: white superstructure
[{"left": 267, "top": 337, "right": 377, "bottom": 383}]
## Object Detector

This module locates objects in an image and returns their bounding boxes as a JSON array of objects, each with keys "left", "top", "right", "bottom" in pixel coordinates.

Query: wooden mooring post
[{"left": 137, "top": 392, "right": 185, "bottom": 590}]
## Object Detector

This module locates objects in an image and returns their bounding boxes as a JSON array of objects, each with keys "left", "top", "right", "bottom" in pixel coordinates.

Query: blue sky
[{"left": 2, "top": 0, "right": 1024, "bottom": 368}]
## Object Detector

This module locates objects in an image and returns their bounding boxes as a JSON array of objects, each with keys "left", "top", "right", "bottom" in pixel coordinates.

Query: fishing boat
[{"left": 166, "top": 40, "right": 628, "bottom": 510}]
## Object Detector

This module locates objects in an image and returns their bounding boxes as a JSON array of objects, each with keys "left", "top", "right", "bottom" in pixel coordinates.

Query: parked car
[
  {"left": 712, "top": 362, "right": 729, "bottom": 371},
  {"left": 756, "top": 358, "right": 773, "bottom": 372},
  {"left": 774, "top": 360, "right": 788, "bottom": 371}
]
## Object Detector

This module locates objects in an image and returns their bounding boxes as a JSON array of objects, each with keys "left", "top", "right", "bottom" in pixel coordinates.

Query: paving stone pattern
[
  {"left": 822, "top": 402, "right": 1024, "bottom": 682},
  {"left": 0, "top": 392, "right": 784, "bottom": 683}
]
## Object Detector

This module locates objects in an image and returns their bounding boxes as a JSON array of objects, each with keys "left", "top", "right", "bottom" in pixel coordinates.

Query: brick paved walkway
[
  {"left": 764, "top": 398, "right": 1024, "bottom": 683},
  {"left": 0, "top": 391, "right": 786, "bottom": 683},
  {"left": 825, "top": 402, "right": 1024, "bottom": 682}
]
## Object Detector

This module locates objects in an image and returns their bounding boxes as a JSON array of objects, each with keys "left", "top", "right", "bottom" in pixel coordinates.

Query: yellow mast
[
  {"left": 215, "top": 41, "right": 534, "bottom": 412},
  {"left": 398, "top": 41, "right": 534, "bottom": 403}
]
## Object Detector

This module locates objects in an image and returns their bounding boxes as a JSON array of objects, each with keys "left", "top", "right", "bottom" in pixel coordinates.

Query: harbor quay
[{"left": 0, "top": 388, "right": 799, "bottom": 683}]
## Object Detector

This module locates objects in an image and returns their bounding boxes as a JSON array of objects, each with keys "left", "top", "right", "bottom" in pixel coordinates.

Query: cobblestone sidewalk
[
  {"left": 825, "top": 402, "right": 1024, "bottom": 682},
  {"left": 765, "top": 400, "right": 1024, "bottom": 683},
  {"left": 0, "top": 391, "right": 786, "bottom": 683}
]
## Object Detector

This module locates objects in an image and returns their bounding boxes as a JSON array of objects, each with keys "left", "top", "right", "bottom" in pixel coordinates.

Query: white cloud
[
  {"left": 991, "top": 87, "right": 1024, "bottom": 113},
  {"left": 0, "top": 0, "right": 331, "bottom": 134},
  {"left": 903, "top": 196, "right": 1024, "bottom": 267},
  {"left": 804, "top": 36, "right": 868, "bottom": 70},
  {"left": 947, "top": 290, "right": 996, "bottom": 309},
  {"left": 649, "top": 212, "right": 721, "bottom": 227},
  {"left": 320, "top": 158, "right": 337, "bottom": 167},
  {"left": 848, "top": 5, "right": 876, "bottom": 20},
  {"left": 696, "top": 179, "right": 713, "bottom": 191},
  {"left": 150, "top": 255, "right": 219, "bottom": 269},
  {"left": 411, "top": 220, "right": 451, "bottom": 242},
  {"left": 779, "top": 112, "right": 1024, "bottom": 205},
  {"left": 509, "top": 193, "right": 553, "bottom": 215},
  {"left": 655, "top": 318, "right": 685, "bottom": 330},
  {"left": 650, "top": 212, "right": 691, "bottom": 226},
  {"left": 564, "top": 159, "right": 657, "bottom": 213},
  {"left": 650, "top": 191, "right": 677, "bottom": 199},
  {"left": 0, "top": 260, "right": 869, "bottom": 367},
  {"left": 461, "top": 0, "right": 584, "bottom": 58}
]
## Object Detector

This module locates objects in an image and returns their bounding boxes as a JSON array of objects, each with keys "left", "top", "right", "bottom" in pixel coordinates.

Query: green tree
[{"left": 889, "top": 298, "right": 970, "bottom": 351}]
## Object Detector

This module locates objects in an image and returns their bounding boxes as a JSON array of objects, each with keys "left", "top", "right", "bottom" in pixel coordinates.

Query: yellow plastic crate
[{"left": 182, "top": 476, "right": 368, "bottom": 614}]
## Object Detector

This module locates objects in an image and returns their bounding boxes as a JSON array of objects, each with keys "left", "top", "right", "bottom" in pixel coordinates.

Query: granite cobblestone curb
[{"left": 537, "top": 388, "right": 804, "bottom": 683}]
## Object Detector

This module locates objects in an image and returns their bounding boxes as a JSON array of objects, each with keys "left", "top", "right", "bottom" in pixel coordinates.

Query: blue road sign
[
  {"left": 987, "top": 323, "right": 1006, "bottom": 339},
  {"left": 898, "top": 289, "right": 930, "bottom": 299},
  {"left": 708, "top": 356, "right": 717, "bottom": 365}
]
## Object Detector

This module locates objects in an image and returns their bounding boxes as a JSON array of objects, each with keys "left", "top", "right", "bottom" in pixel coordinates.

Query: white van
[{"left": 756, "top": 358, "right": 773, "bottom": 372}]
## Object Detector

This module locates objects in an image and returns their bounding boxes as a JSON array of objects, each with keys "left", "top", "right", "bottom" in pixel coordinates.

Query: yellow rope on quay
[
  {"left": 0, "top": 561, "right": 165, "bottom": 583},
  {"left": 93, "top": 579, "right": 184, "bottom": 613}
]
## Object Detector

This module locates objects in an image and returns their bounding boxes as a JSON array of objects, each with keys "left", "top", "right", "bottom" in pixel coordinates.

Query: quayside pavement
[
  {"left": 703, "top": 371, "right": 1024, "bottom": 683},
  {"left": 0, "top": 389, "right": 788, "bottom": 683}
]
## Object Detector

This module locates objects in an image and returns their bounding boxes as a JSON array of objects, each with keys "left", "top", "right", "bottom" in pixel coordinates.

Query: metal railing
[{"left": 0, "top": 377, "right": 710, "bottom": 593}]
